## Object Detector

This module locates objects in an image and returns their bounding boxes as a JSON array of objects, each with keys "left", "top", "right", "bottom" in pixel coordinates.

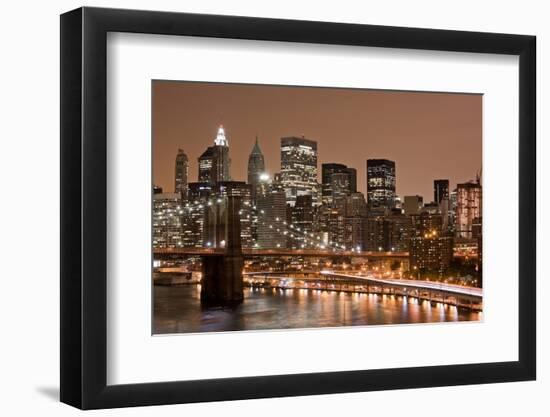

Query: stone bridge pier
[{"left": 200, "top": 195, "right": 244, "bottom": 306}]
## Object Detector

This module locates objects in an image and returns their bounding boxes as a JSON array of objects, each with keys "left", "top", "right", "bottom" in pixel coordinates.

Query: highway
[{"left": 245, "top": 270, "right": 482, "bottom": 299}]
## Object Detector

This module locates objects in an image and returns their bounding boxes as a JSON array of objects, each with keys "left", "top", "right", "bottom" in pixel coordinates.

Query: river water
[{"left": 154, "top": 284, "right": 481, "bottom": 334}]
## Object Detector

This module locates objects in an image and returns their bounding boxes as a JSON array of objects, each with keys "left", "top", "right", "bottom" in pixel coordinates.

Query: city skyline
[
  {"left": 152, "top": 80, "right": 483, "bottom": 332},
  {"left": 153, "top": 81, "right": 482, "bottom": 202}
]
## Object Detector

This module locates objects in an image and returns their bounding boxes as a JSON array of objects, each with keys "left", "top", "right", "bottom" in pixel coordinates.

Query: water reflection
[{"left": 154, "top": 285, "right": 480, "bottom": 334}]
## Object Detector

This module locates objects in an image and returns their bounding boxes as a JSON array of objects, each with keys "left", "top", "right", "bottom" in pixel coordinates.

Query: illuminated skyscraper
[
  {"left": 290, "top": 195, "right": 314, "bottom": 249},
  {"left": 366, "top": 159, "right": 396, "bottom": 210},
  {"left": 198, "top": 125, "right": 231, "bottom": 185},
  {"left": 256, "top": 175, "right": 287, "bottom": 248},
  {"left": 247, "top": 136, "right": 265, "bottom": 205},
  {"left": 456, "top": 181, "right": 482, "bottom": 238},
  {"left": 174, "top": 149, "right": 188, "bottom": 199},
  {"left": 280, "top": 136, "right": 318, "bottom": 206},
  {"left": 152, "top": 193, "right": 184, "bottom": 248}
]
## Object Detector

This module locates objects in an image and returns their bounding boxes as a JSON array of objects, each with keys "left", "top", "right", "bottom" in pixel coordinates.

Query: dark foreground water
[{"left": 154, "top": 285, "right": 481, "bottom": 334}]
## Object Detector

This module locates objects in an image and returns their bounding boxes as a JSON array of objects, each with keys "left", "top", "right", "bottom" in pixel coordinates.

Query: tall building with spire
[
  {"left": 174, "top": 149, "right": 188, "bottom": 199},
  {"left": 247, "top": 136, "right": 265, "bottom": 205},
  {"left": 198, "top": 125, "right": 231, "bottom": 185}
]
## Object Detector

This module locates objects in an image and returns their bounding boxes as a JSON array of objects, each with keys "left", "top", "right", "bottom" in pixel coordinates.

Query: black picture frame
[{"left": 60, "top": 6, "right": 536, "bottom": 410}]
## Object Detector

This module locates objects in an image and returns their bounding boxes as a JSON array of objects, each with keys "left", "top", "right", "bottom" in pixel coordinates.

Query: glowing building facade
[
  {"left": 280, "top": 136, "right": 318, "bottom": 207},
  {"left": 366, "top": 159, "right": 396, "bottom": 210}
]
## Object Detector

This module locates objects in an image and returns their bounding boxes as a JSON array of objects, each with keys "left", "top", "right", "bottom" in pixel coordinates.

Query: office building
[
  {"left": 321, "top": 163, "right": 357, "bottom": 205},
  {"left": 410, "top": 231, "right": 453, "bottom": 273},
  {"left": 330, "top": 172, "right": 351, "bottom": 208},
  {"left": 174, "top": 148, "right": 189, "bottom": 199},
  {"left": 152, "top": 193, "right": 184, "bottom": 248},
  {"left": 198, "top": 125, "right": 231, "bottom": 185},
  {"left": 290, "top": 195, "right": 315, "bottom": 248},
  {"left": 280, "top": 136, "right": 318, "bottom": 206},
  {"left": 456, "top": 181, "right": 482, "bottom": 238},
  {"left": 434, "top": 179, "right": 449, "bottom": 205},
  {"left": 366, "top": 159, "right": 396, "bottom": 210},
  {"left": 256, "top": 175, "right": 287, "bottom": 248}
]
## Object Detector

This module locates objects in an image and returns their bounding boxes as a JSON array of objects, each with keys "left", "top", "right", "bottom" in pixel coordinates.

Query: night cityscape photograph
[{"left": 152, "top": 81, "right": 483, "bottom": 334}]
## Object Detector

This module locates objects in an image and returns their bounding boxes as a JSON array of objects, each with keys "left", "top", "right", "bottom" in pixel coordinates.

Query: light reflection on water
[{"left": 154, "top": 285, "right": 481, "bottom": 334}]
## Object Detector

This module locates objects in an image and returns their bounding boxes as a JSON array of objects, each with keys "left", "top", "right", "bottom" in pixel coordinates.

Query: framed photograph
[{"left": 60, "top": 6, "right": 536, "bottom": 409}]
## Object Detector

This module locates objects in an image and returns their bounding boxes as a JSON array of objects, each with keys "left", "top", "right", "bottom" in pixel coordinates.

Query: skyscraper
[
  {"left": 345, "top": 192, "right": 368, "bottom": 217},
  {"left": 321, "top": 163, "right": 346, "bottom": 205},
  {"left": 434, "top": 179, "right": 449, "bottom": 205},
  {"left": 280, "top": 136, "right": 318, "bottom": 207},
  {"left": 256, "top": 175, "right": 287, "bottom": 249},
  {"left": 198, "top": 125, "right": 231, "bottom": 185},
  {"left": 290, "top": 195, "right": 314, "bottom": 249},
  {"left": 346, "top": 167, "right": 357, "bottom": 193},
  {"left": 366, "top": 159, "right": 396, "bottom": 210},
  {"left": 247, "top": 136, "right": 265, "bottom": 205},
  {"left": 152, "top": 193, "right": 184, "bottom": 248},
  {"left": 456, "top": 181, "right": 482, "bottom": 238},
  {"left": 174, "top": 149, "right": 188, "bottom": 199},
  {"left": 321, "top": 163, "right": 356, "bottom": 205},
  {"left": 330, "top": 172, "right": 351, "bottom": 208}
]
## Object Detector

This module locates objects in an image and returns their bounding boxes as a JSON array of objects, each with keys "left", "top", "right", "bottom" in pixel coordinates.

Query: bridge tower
[{"left": 201, "top": 195, "right": 244, "bottom": 306}]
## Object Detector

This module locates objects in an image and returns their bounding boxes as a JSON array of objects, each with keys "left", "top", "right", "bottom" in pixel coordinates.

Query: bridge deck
[{"left": 154, "top": 247, "right": 409, "bottom": 258}]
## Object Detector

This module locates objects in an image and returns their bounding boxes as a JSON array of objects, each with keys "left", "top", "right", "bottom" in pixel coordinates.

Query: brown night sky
[{"left": 153, "top": 81, "right": 481, "bottom": 202}]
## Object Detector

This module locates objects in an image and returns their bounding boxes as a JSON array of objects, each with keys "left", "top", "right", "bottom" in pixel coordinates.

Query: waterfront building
[
  {"left": 152, "top": 193, "right": 184, "bottom": 248},
  {"left": 410, "top": 231, "right": 453, "bottom": 273},
  {"left": 247, "top": 136, "right": 265, "bottom": 205},
  {"left": 366, "top": 159, "right": 396, "bottom": 210},
  {"left": 280, "top": 136, "right": 318, "bottom": 206},
  {"left": 198, "top": 125, "right": 231, "bottom": 185},
  {"left": 403, "top": 195, "right": 423, "bottom": 216},
  {"left": 174, "top": 148, "right": 189, "bottom": 199},
  {"left": 456, "top": 181, "right": 482, "bottom": 238}
]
